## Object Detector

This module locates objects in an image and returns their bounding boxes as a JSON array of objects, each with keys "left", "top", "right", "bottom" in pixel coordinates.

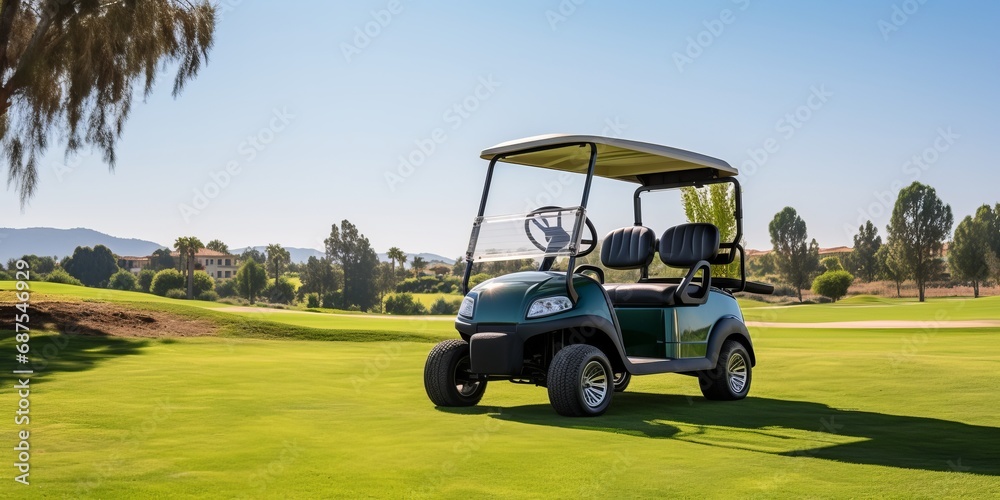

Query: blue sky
[{"left": 4, "top": 0, "right": 999, "bottom": 257}]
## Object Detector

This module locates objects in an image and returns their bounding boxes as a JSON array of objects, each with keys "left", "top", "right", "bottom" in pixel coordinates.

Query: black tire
[
  {"left": 424, "top": 339, "right": 487, "bottom": 407},
  {"left": 613, "top": 371, "right": 631, "bottom": 393},
  {"left": 547, "top": 344, "right": 614, "bottom": 417},
  {"left": 698, "top": 340, "right": 752, "bottom": 401}
]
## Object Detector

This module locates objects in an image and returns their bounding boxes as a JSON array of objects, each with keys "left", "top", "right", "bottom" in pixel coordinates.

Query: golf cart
[{"left": 424, "top": 134, "right": 773, "bottom": 416}]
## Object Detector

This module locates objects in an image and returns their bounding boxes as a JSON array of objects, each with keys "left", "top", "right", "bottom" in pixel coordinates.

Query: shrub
[
  {"left": 322, "top": 291, "right": 342, "bottom": 309},
  {"left": 821, "top": 256, "right": 844, "bottom": 272},
  {"left": 197, "top": 290, "right": 220, "bottom": 302},
  {"left": 429, "top": 297, "right": 461, "bottom": 315},
  {"left": 394, "top": 275, "right": 462, "bottom": 294},
  {"left": 384, "top": 293, "right": 426, "bottom": 315},
  {"left": 215, "top": 279, "right": 237, "bottom": 298},
  {"left": 193, "top": 271, "right": 215, "bottom": 296},
  {"left": 266, "top": 277, "right": 296, "bottom": 304},
  {"left": 165, "top": 288, "right": 188, "bottom": 299},
  {"left": 306, "top": 293, "right": 320, "bottom": 308},
  {"left": 108, "top": 269, "right": 138, "bottom": 291},
  {"left": 46, "top": 268, "right": 83, "bottom": 286},
  {"left": 346, "top": 304, "right": 361, "bottom": 312},
  {"left": 150, "top": 269, "right": 185, "bottom": 296},
  {"left": 137, "top": 269, "right": 156, "bottom": 293},
  {"left": 771, "top": 284, "right": 798, "bottom": 297},
  {"left": 812, "top": 270, "right": 855, "bottom": 302},
  {"left": 468, "top": 273, "right": 492, "bottom": 289},
  {"left": 0, "top": 270, "right": 11, "bottom": 280}
]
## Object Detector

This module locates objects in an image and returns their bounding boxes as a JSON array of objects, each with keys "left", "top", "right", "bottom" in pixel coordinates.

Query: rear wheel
[
  {"left": 698, "top": 340, "right": 751, "bottom": 401},
  {"left": 547, "top": 345, "right": 614, "bottom": 416},
  {"left": 424, "top": 339, "right": 487, "bottom": 407}
]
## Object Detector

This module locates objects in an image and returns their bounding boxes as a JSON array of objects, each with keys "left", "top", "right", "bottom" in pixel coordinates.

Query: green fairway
[
  {"left": 2, "top": 327, "right": 998, "bottom": 497},
  {"left": 741, "top": 295, "right": 1000, "bottom": 323},
  {"left": 3, "top": 283, "right": 999, "bottom": 496}
]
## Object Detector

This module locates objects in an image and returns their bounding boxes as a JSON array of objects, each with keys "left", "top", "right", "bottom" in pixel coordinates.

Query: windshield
[{"left": 467, "top": 155, "right": 591, "bottom": 263}]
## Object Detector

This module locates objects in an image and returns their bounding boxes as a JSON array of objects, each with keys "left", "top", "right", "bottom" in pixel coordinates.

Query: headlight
[
  {"left": 527, "top": 296, "right": 573, "bottom": 319},
  {"left": 458, "top": 295, "right": 476, "bottom": 318}
]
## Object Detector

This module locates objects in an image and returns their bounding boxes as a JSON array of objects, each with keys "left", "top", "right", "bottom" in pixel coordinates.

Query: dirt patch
[
  {"left": 746, "top": 320, "right": 1000, "bottom": 329},
  {"left": 1, "top": 301, "right": 218, "bottom": 338}
]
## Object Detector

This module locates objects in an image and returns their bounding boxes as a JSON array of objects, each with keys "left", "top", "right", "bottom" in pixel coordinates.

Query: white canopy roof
[{"left": 480, "top": 134, "right": 737, "bottom": 184}]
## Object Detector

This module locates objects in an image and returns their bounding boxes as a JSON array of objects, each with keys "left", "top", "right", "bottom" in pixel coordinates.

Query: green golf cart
[{"left": 424, "top": 134, "right": 773, "bottom": 416}]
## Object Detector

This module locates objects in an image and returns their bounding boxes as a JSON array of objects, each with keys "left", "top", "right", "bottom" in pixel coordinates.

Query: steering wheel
[{"left": 523, "top": 206, "right": 598, "bottom": 258}]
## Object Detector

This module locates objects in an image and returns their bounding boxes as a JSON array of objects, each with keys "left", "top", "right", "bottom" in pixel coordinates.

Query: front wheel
[
  {"left": 547, "top": 345, "right": 614, "bottom": 416},
  {"left": 424, "top": 339, "right": 487, "bottom": 407},
  {"left": 698, "top": 340, "right": 752, "bottom": 401}
]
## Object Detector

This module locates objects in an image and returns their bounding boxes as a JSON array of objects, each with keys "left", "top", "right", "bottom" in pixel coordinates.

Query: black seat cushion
[
  {"left": 600, "top": 226, "right": 656, "bottom": 270},
  {"left": 605, "top": 283, "right": 699, "bottom": 307},
  {"left": 659, "top": 223, "right": 720, "bottom": 268}
]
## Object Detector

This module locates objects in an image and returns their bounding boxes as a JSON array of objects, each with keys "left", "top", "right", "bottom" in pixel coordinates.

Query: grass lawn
[
  {"left": 1, "top": 326, "right": 998, "bottom": 497},
  {"left": 740, "top": 295, "right": 1000, "bottom": 323}
]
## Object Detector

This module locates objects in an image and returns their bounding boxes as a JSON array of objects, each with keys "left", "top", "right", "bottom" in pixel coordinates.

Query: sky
[{"left": 3, "top": 0, "right": 999, "bottom": 258}]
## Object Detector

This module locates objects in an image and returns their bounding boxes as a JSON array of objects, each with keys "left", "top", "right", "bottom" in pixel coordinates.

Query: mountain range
[{"left": 0, "top": 227, "right": 454, "bottom": 266}]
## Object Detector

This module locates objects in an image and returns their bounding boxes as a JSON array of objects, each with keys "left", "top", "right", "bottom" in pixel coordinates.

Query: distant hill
[
  {"left": 379, "top": 252, "right": 456, "bottom": 268},
  {"left": 0, "top": 227, "right": 167, "bottom": 263}
]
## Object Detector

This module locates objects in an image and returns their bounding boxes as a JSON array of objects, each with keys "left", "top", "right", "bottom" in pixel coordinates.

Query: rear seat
[{"left": 600, "top": 224, "right": 719, "bottom": 307}]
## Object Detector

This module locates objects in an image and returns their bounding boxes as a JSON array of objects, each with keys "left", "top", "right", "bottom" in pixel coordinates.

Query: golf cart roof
[{"left": 480, "top": 134, "right": 737, "bottom": 185}]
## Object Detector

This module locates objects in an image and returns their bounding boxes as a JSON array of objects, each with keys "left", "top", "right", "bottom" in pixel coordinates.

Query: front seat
[{"left": 601, "top": 223, "right": 719, "bottom": 307}]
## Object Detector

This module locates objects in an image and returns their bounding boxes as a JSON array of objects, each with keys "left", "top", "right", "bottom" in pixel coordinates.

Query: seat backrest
[
  {"left": 659, "top": 223, "right": 720, "bottom": 268},
  {"left": 600, "top": 226, "right": 656, "bottom": 270}
]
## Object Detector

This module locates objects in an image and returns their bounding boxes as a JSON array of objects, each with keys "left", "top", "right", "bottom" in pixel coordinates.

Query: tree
[
  {"left": 149, "top": 248, "right": 175, "bottom": 271},
  {"left": 820, "top": 256, "right": 843, "bottom": 272},
  {"left": 192, "top": 270, "right": 214, "bottom": 296},
  {"left": 265, "top": 243, "right": 290, "bottom": 283},
  {"left": 265, "top": 276, "right": 295, "bottom": 304},
  {"left": 325, "top": 220, "right": 379, "bottom": 311},
  {"left": 768, "top": 207, "right": 819, "bottom": 302},
  {"left": 15, "top": 254, "right": 55, "bottom": 274},
  {"left": 63, "top": 244, "right": 118, "bottom": 287},
  {"left": 174, "top": 236, "right": 204, "bottom": 299},
  {"left": 299, "top": 256, "right": 340, "bottom": 302},
  {"left": 848, "top": 220, "right": 882, "bottom": 282},
  {"left": 206, "top": 239, "right": 229, "bottom": 254},
  {"left": 949, "top": 205, "right": 997, "bottom": 298},
  {"left": 137, "top": 269, "right": 156, "bottom": 293},
  {"left": 681, "top": 183, "right": 739, "bottom": 278},
  {"left": 384, "top": 293, "right": 426, "bottom": 315},
  {"left": 108, "top": 269, "right": 137, "bottom": 291},
  {"left": 1, "top": 0, "right": 216, "bottom": 204},
  {"left": 812, "top": 270, "right": 854, "bottom": 302},
  {"left": 886, "top": 182, "right": 953, "bottom": 302},
  {"left": 876, "top": 244, "right": 906, "bottom": 298},
  {"left": 387, "top": 246, "right": 406, "bottom": 278},
  {"left": 375, "top": 261, "right": 395, "bottom": 313},
  {"left": 240, "top": 247, "right": 265, "bottom": 264},
  {"left": 411, "top": 256, "right": 427, "bottom": 277},
  {"left": 235, "top": 259, "right": 267, "bottom": 304}
]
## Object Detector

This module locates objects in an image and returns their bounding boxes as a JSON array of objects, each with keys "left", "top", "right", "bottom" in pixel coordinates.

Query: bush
[
  {"left": 108, "top": 269, "right": 138, "bottom": 291},
  {"left": 429, "top": 297, "right": 461, "bottom": 315},
  {"left": 322, "top": 291, "right": 342, "bottom": 309},
  {"left": 46, "top": 268, "right": 83, "bottom": 286},
  {"left": 137, "top": 269, "right": 156, "bottom": 293},
  {"left": 193, "top": 271, "right": 215, "bottom": 296},
  {"left": 384, "top": 293, "right": 426, "bottom": 315},
  {"left": 306, "top": 293, "right": 320, "bottom": 308},
  {"left": 197, "top": 290, "right": 220, "bottom": 302},
  {"left": 821, "top": 256, "right": 844, "bottom": 272},
  {"left": 394, "top": 275, "right": 462, "bottom": 294},
  {"left": 265, "top": 277, "right": 296, "bottom": 304},
  {"left": 771, "top": 284, "right": 798, "bottom": 297},
  {"left": 468, "top": 273, "right": 492, "bottom": 290},
  {"left": 811, "top": 270, "right": 855, "bottom": 302},
  {"left": 0, "top": 270, "right": 11, "bottom": 280},
  {"left": 165, "top": 288, "right": 188, "bottom": 299},
  {"left": 346, "top": 304, "right": 361, "bottom": 312},
  {"left": 215, "top": 279, "right": 237, "bottom": 298},
  {"left": 150, "top": 269, "right": 185, "bottom": 296}
]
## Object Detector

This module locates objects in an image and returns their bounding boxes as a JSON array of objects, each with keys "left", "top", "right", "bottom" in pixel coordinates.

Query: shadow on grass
[
  {"left": 480, "top": 393, "right": 1000, "bottom": 476},
  {"left": 0, "top": 331, "right": 150, "bottom": 386}
]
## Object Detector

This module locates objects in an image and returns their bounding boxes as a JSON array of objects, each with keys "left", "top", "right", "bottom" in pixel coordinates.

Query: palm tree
[
  {"left": 175, "top": 236, "right": 204, "bottom": 299},
  {"left": 265, "top": 243, "right": 290, "bottom": 284},
  {"left": 387, "top": 247, "right": 405, "bottom": 278},
  {"left": 411, "top": 256, "right": 426, "bottom": 277}
]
